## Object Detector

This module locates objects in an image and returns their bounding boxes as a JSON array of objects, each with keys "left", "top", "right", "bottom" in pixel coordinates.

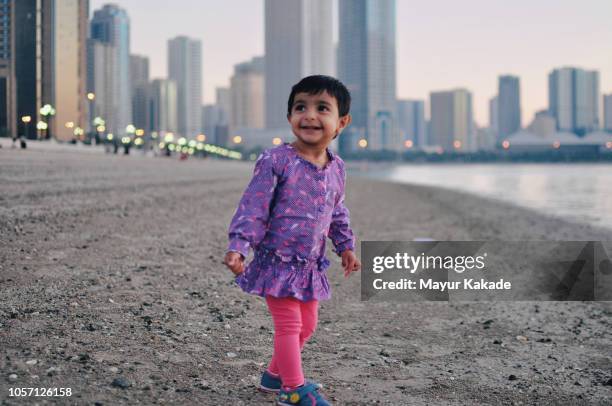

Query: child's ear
[{"left": 339, "top": 114, "right": 352, "bottom": 131}]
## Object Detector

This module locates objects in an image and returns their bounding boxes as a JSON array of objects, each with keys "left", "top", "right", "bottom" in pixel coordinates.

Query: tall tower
[
  {"left": 168, "top": 36, "right": 202, "bottom": 138},
  {"left": 264, "top": 0, "right": 333, "bottom": 130},
  {"left": 14, "top": 0, "right": 88, "bottom": 141},
  {"left": 497, "top": 75, "right": 521, "bottom": 139},
  {"left": 149, "top": 79, "right": 177, "bottom": 135},
  {"left": 230, "top": 56, "right": 264, "bottom": 129},
  {"left": 430, "top": 89, "right": 474, "bottom": 152},
  {"left": 338, "top": 0, "right": 397, "bottom": 153},
  {"left": 604, "top": 94, "right": 612, "bottom": 132},
  {"left": 130, "top": 54, "right": 149, "bottom": 131},
  {"left": 90, "top": 4, "right": 131, "bottom": 136},
  {"left": 0, "top": 0, "right": 16, "bottom": 138},
  {"left": 548, "top": 67, "right": 599, "bottom": 136},
  {"left": 396, "top": 100, "right": 425, "bottom": 148}
]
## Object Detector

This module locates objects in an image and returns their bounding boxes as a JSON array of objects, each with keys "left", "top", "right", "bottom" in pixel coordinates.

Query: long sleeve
[
  {"left": 328, "top": 167, "right": 355, "bottom": 255},
  {"left": 227, "top": 151, "right": 278, "bottom": 257}
]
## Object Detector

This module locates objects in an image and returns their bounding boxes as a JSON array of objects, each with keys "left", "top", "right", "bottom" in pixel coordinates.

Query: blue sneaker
[
  {"left": 259, "top": 370, "right": 282, "bottom": 393},
  {"left": 259, "top": 371, "right": 323, "bottom": 394},
  {"left": 277, "top": 382, "right": 331, "bottom": 406}
]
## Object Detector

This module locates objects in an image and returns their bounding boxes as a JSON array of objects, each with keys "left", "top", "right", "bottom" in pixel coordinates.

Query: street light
[
  {"left": 39, "top": 104, "right": 56, "bottom": 140},
  {"left": 358, "top": 138, "right": 368, "bottom": 148},
  {"left": 232, "top": 135, "right": 242, "bottom": 144},
  {"left": 87, "top": 92, "right": 95, "bottom": 101},
  {"left": 21, "top": 116, "right": 32, "bottom": 140},
  {"left": 272, "top": 137, "right": 282, "bottom": 146}
]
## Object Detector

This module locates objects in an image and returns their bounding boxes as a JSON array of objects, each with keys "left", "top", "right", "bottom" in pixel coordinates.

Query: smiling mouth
[{"left": 300, "top": 125, "right": 322, "bottom": 130}]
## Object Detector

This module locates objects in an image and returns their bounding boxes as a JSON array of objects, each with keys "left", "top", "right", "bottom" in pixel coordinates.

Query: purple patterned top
[{"left": 227, "top": 143, "right": 355, "bottom": 301}]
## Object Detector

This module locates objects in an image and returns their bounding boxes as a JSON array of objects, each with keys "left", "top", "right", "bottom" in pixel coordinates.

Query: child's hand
[
  {"left": 224, "top": 251, "right": 245, "bottom": 276},
  {"left": 341, "top": 250, "right": 361, "bottom": 278}
]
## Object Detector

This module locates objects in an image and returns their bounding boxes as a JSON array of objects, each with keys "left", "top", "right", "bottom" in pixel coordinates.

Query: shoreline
[{"left": 1, "top": 147, "right": 611, "bottom": 405}]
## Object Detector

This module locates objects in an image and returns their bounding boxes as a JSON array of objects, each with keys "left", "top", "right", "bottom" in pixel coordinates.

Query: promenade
[{"left": 0, "top": 144, "right": 610, "bottom": 405}]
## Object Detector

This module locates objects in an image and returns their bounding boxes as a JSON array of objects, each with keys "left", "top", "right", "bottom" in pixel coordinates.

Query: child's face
[{"left": 287, "top": 91, "right": 351, "bottom": 148}]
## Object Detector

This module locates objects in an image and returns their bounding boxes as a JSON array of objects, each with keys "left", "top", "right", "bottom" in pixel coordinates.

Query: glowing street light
[
  {"left": 404, "top": 140, "right": 413, "bottom": 149},
  {"left": 87, "top": 92, "right": 95, "bottom": 101},
  {"left": 40, "top": 104, "right": 56, "bottom": 116},
  {"left": 20, "top": 116, "right": 32, "bottom": 140},
  {"left": 272, "top": 137, "right": 282, "bottom": 146},
  {"left": 232, "top": 135, "right": 242, "bottom": 144},
  {"left": 453, "top": 140, "right": 462, "bottom": 149},
  {"left": 36, "top": 121, "right": 48, "bottom": 130},
  {"left": 126, "top": 124, "right": 136, "bottom": 134},
  {"left": 65, "top": 121, "right": 75, "bottom": 129},
  {"left": 358, "top": 138, "right": 367, "bottom": 148},
  {"left": 196, "top": 134, "right": 206, "bottom": 142},
  {"left": 502, "top": 140, "right": 510, "bottom": 150}
]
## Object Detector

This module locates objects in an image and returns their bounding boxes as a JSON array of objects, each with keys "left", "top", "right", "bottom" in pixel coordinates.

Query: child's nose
[{"left": 305, "top": 107, "right": 317, "bottom": 119}]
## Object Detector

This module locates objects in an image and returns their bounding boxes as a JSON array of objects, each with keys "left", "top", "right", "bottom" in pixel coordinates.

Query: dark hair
[{"left": 287, "top": 75, "right": 351, "bottom": 117}]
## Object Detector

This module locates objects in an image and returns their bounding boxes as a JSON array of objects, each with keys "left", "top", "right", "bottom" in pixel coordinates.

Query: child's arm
[
  {"left": 328, "top": 163, "right": 360, "bottom": 277},
  {"left": 227, "top": 151, "right": 278, "bottom": 260},
  {"left": 328, "top": 191, "right": 355, "bottom": 255}
]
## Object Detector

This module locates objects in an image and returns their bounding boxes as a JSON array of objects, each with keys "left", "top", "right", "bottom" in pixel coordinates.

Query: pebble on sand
[{"left": 111, "top": 377, "right": 131, "bottom": 389}]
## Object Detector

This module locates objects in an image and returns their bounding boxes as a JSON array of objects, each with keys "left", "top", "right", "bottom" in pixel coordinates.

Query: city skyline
[{"left": 90, "top": 0, "right": 612, "bottom": 128}]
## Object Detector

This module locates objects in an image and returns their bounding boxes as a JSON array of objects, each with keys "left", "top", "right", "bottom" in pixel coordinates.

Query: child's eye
[
  {"left": 318, "top": 105, "right": 329, "bottom": 112},
  {"left": 294, "top": 105, "right": 305, "bottom": 112}
]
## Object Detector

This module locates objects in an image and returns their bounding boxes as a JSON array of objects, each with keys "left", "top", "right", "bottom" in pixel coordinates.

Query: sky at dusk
[{"left": 90, "top": 0, "right": 612, "bottom": 127}]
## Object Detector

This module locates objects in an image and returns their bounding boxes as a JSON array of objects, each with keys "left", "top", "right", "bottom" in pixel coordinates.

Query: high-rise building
[
  {"left": 149, "top": 79, "right": 177, "bottom": 135},
  {"left": 264, "top": 0, "right": 333, "bottom": 129},
  {"left": 338, "top": 0, "right": 397, "bottom": 153},
  {"left": 90, "top": 4, "right": 131, "bottom": 136},
  {"left": 87, "top": 39, "right": 114, "bottom": 133},
  {"left": 498, "top": 75, "right": 521, "bottom": 138},
  {"left": 15, "top": 0, "right": 88, "bottom": 141},
  {"left": 429, "top": 89, "right": 474, "bottom": 152},
  {"left": 130, "top": 54, "right": 149, "bottom": 131},
  {"left": 396, "top": 100, "right": 425, "bottom": 148},
  {"left": 488, "top": 96, "right": 498, "bottom": 139},
  {"left": 230, "top": 56, "right": 264, "bottom": 129},
  {"left": 202, "top": 104, "right": 218, "bottom": 143},
  {"left": 52, "top": 0, "right": 89, "bottom": 141},
  {"left": 548, "top": 67, "right": 599, "bottom": 135},
  {"left": 603, "top": 94, "right": 612, "bottom": 132},
  {"left": 168, "top": 36, "right": 202, "bottom": 138},
  {"left": 15, "top": 0, "right": 50, "bottom": 139},
  {"left": 216, "top": 87, "right": 231, "bottom": 127},
  {"left": 0, "top": 0, "right": 16, "bottom": 138}
]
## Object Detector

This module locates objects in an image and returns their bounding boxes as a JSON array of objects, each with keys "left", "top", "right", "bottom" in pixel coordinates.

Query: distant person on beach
[{"left": 224, "top": 75, "right": 360, "bottom": 406}]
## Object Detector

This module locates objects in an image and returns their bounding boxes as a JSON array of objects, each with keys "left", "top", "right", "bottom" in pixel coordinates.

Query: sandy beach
[{"left": 0, "top": 144, "right": 611, "bottom": 405}]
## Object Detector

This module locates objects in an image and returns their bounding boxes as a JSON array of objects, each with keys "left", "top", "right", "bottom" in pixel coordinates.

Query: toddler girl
[{"left": 225, "top": 75, "right": 360, "bottom": 406}]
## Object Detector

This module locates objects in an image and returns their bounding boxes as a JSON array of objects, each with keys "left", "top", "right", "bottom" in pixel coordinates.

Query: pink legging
[{"left": 266, "top": 295, "right": 319, "bottom": 388}]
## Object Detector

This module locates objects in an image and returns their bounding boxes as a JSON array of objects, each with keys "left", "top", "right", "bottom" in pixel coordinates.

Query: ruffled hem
[{"left": 235, "top": 248, "right": 331, "bottom": 302}]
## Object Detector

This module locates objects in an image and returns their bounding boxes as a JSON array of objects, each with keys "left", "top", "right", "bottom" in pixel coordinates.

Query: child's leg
[
  {"left": 267, "top": 298, "right": 319, "bottom": 377},
  {"left": 265, "top": 296, "right": 304, "bottom": 389},
  {"left": 299, "top": 299, "right": 319, "bottom": 348}
]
